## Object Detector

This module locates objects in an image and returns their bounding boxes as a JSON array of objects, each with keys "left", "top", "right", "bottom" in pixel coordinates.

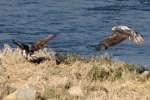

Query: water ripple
[{"left": 0, "top": 0, "right": 149, "bottom": 65}]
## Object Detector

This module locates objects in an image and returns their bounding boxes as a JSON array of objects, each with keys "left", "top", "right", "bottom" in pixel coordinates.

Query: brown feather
[
  {"left": 32, "top": 34, "right": 56, "bottom": 51},
  {"left": 99, "top": 25, "right": 144, "bottom": 49},
  {"left": 99, "top": 31, "right": 127, "bottom": 49},
  {"left": 112, "top": 26, "right": 144, "bottom": 44}
]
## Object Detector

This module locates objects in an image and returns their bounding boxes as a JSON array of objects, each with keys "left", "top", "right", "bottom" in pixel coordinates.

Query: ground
[{"left": 0, "top": 44, "right": 150, "bottom": 100}]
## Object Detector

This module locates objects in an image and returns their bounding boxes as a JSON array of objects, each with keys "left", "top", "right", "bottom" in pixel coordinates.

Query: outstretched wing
[
  {"left": 99, "top": 25, "right": 144, "bottom": 49},
  {"left": 31, "top": 34, "right": 56, "bottom": 51},
  {"left": 112, "top": 26, "right": 144, "bottom": 45},
  {"left": 12, "top": 40, "right": 29, "bottom": 50},
  {"left": 128, "top": 31, "right": 144, "bottom": 45},
  {"left": 99, "top": 31, "right": 127, "bottom": 49}
]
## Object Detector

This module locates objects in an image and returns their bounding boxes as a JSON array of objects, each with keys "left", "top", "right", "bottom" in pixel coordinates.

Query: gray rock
[{"left": 3, "top": 84, "right": 37, "bottom": 100}]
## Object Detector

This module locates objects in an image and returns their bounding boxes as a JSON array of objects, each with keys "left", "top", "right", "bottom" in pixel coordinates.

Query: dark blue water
[{"left": 0, "top": 0, "right": 150, "bottom": 66}]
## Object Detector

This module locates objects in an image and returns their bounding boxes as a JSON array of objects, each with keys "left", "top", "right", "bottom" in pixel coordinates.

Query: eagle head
[{"left": 112, "top": 25, "right": 144, "bottom": 44}]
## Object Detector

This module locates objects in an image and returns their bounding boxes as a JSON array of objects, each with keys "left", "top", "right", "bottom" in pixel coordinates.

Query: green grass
[
  {"left": 44, "top": 87, "right": 56, "bottom": 99},
  {"left": 89, "top": 65, "right": 109, "bottom": 81}
]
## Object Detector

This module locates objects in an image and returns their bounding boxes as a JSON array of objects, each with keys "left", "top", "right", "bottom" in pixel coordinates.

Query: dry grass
[{"left": 0, "top": 44, "right": 150, "bottom": 100}]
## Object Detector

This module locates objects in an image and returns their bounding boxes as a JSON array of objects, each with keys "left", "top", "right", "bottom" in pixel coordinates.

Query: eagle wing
[
  {"left": 31, "top": 34, "right": 56, "bottom": 51},
  {"left": 112, "top": 26, "right": 144, "bottom": 44},
  {"left": 13, "top": 40, "right": 29, "bottom": 50},
  {"left": 127, "top": 31, "right": 144, "bottom": 45},
  {"left": 99, "top": 31, "right": 127, "bottom": 49},
  {"left": 99, "top": 25, "right": 144, "bottom": 49}
]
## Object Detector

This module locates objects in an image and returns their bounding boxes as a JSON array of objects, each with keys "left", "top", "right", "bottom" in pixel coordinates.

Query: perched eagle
[
  {"left": 99, "top": 25, "right": 144, "bottom": 49},
  {"left": 13, "top": 34, "right": 56, "bottom": 62}
]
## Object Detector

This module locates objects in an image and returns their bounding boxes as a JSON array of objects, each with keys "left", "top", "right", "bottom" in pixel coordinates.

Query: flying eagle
[
  {"left": 13, "top": 34, "right": 56, "bottom": 62},
  {"left": 99, "top": 25, "right": 144, "bottom": 49}
]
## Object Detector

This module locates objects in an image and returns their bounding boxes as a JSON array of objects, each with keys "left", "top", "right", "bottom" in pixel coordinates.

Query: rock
[
  {"left": 141, "top": 71, "right": 150, "bottom": 79},
  {"left": 3, "top": 84, "right": 36, "bottom": 100},
  {"left": 68, "top": 86, "right": 83, "bottom": 97}
]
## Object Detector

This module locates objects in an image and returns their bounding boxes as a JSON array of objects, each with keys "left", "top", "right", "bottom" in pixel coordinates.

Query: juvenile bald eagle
[
  {"left": 99, "top": 25, "right": 144, "bottom": 49},
  {"left": 13, "top": 34, "right": 56, "bottom": 62}
]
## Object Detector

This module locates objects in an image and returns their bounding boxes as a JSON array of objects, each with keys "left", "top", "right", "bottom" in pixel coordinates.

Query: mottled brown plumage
[
  {"left": 32, "top": 34, "right": 56, "bottom": 51},
  {"left": 99, "top": 25, "right": 144, "bottom": 49}
]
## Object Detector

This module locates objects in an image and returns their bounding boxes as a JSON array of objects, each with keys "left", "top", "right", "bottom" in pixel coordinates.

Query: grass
[
  {"left": 1, "top": 44, "right": 150, "bottom": 100},
  {"left": 44, "top": 87, "right": 56, "bottom": 99},
  {"left": 89, "top": 65, "right": 110, "bottom": 81},
  {"left": 89, "top": 62, "right": 149, "bottom": 81}
]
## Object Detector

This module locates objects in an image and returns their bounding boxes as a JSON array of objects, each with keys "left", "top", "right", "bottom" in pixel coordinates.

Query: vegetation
[{"left": 0, "top": 44, "right": 150, "bottom": 100}]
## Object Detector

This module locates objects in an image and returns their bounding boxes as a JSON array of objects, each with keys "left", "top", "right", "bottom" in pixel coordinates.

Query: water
[{"left": 0, "top": 0, "right": 150, "bottom": 66}]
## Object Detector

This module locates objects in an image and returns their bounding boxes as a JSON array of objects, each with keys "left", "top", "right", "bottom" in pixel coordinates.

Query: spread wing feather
[
  {"left": 99, "top": 31, "right": 127, "bottom": 49},
  {"left": 12, "top": 40, "right": 29, "bottom": 50},
  {"left": 31, "top": 34, "right": 56, "bottom": 51},
  {"left": 99, "top": 26, "right": 144, "bottom": 49}
]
